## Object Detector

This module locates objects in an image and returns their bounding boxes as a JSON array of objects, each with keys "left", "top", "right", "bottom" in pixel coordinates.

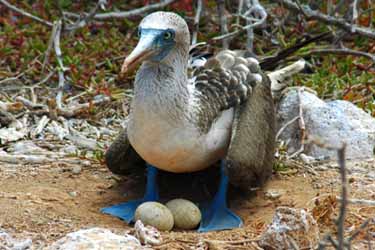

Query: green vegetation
[{"left": 0, "top": 0, "right": 374, "bottom": 117}]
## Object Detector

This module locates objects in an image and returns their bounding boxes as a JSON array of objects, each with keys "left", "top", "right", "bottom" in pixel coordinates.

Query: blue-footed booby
[{"left": 102, "top": 11, "right": 275, "bottom": 232}]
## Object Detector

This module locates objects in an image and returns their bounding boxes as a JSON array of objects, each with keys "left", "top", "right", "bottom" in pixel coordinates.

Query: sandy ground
[{"left": 0, "top": 158, "right": 374, "bottom": 249}]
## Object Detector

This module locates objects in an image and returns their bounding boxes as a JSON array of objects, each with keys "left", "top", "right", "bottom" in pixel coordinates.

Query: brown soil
[{"left": 0, "top": 159, "right": 374, "bottom": 249}]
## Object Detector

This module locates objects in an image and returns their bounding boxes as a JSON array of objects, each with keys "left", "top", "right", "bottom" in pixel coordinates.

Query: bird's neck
[{"left": 132, "top": 47, "right": 191, "bottom": 123}]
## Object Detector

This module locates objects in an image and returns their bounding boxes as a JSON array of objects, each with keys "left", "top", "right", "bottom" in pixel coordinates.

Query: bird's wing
[
  {"left": 189, "top": 50, "right": 263, "bottom": 131},
  {"left": 188, "top": 42, "right": 213, "bottom": 73},
  {"left": 105, "top": 128, "right": 145, "bottom": 175}
]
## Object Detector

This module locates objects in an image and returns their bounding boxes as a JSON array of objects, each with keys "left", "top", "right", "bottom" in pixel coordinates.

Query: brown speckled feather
[{"left": 191, "top": 50, "right": 263, "bottom": 133}]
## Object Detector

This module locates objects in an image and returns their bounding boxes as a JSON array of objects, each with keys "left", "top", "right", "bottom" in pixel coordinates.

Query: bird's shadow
[{"left": 110, "top": 163, "right": 255, "bottom": 206}]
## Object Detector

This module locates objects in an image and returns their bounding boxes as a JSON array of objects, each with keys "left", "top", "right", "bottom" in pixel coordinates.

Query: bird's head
[{"left": 121, "top": 11, "right": 190, "bottom": 75}]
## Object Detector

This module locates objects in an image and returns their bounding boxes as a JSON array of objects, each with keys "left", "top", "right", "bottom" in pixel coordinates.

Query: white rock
[
  {"left": 0, "top": 127, "right": 26, "bottom": 144},
  {"left": 11, "top": 141, "right": 45, "bottom": 154},
  {"left": 264, "top": 189, "right": 284, "bottom": 200},
  {"left": 71, "top": 166, "right": 82, "bottom": 175},
  {"left": 259, "top": 207, "right": 319, "bottom": 250},
  {"left": 0, "top": 229, "right": 32, "bottom": 250},
  {"left": 277, "top": 88, "right": 375, "bottom": 160},
  {"left": 134, "top": 220, "right": 162, "bottom": 245},
  {"left": 47, "top": 228, "right": 146, "bottom": 250},
  {"left": 62, "top": 145, "right": 78, "bottom": 155}
]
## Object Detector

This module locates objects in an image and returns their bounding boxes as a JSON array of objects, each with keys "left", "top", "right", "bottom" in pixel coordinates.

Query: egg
[
  {"left": 166, "top": 199, "right": 201, "bottom": 230},
  {"left": 134, "top": 202, "right": 174, "bottom": 231}
]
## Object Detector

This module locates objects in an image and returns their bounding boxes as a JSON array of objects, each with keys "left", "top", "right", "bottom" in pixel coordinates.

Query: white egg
[
  {"left": 134, "top": 202, "right": 174, "bottom": 231},
  {"left": 166, "top": 199, "right": 201, "bottom": 230}
]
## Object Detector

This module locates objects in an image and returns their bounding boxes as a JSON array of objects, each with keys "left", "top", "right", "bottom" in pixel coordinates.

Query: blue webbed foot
[
  {"left": 198, "top": 160, "right": 243, "bottom": 232},
  {"left": 198, "top": 202, "right": 243, "bottom": 232},
  {"left": 101, "top": 165, "right": 159, "bottom": 223},
  {"left": 101, "top": 199, "right": 144, "bottom": 223}
]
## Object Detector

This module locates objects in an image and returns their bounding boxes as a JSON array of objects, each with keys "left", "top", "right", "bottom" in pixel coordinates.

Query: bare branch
[
  {"left": 53, "top": 20, "right": 68, "bottom": 110},
  {"left": 348, "top": 218, "right": 375, "bottom": 242},
  {"left": 0, "top": 0, "right": 53, "bottom": 27},
  {"left": 352, "top": 0, "right": 359, "bottom": 21},
  {"left": 212, "top": 1, "right": 267, "bottom": 42},
  {"left": 276, "top": 116, "right": 299, "bottom": 141},
  {"left": 245, "top": 0, "right": 267, "bottom": 51},
  {"left": 307, "top": 48, "right": 375, "bottom": 63},
  {"left": 277, "top": 0, "right": 375, "bottom": 39},
  {"left": 288, "top": 88, "right": 306, "bottom": 159},
  {"left": 192, "top": 0, "right": 203, "bottom": 45},
  {"left": 42, "top": 22, "right": 59, "bottom": 73},
  {"left": 307, "top": 137, "right": 352, "bottom": 249},
  {"left": 88, "top": 0, "right": 176, "bottom": 20},
  {"left": 338, "top": 197, "right": 375, "bottom": 206},
  {"left": 216, "top": 0, "right": 230, "bottom": 48},
  {"left": 236, "top": 0, "right": 244, "bottom": 28},
  {"left": 336, "top": 143, "right": 348, "bottom": 250},
  {"left": 65, "top": 0, "right": 107, "bottom": 31},
  {"left": 58, "top": 95, "right": 111, "bottom": 118},
  {"left": 0, "top": 71, "right": 26, "bottom": 85},
  {"left": 15, "top": 96, "right": 47, "bottom": 110}
]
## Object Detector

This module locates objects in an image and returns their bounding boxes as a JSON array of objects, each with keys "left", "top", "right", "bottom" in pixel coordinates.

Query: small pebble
[
  {"left": 300, "top": 153, "right": 315, "bottom": 164},
  {"left": 63, "top": 145, "right": 78, "bottom": 155},
  {"left": 82, "top": 160, "right": 91, "bottom": 167},
  {"left": 134, "top": 202, "right": 174, "bottom": 231},
  {"left": 166, "top": 199, "right": 201, "bottom": 230},
  {"left": 265, "top": 189, "right": 283, "bottom": 200},
  {"left": 68, "top": 191, "right": 77, "bottom": 197},
  {"left": 71, "top": 166, "right": 82, "bottom": 175}
]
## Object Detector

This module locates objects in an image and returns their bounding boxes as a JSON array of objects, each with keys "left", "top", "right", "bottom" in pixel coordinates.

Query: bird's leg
[
  {"left": 101, "top": 164, "right": 159, "bottom": 223},
  {"left": 198, "top": 160, "right": 243, "bottom": 232}
]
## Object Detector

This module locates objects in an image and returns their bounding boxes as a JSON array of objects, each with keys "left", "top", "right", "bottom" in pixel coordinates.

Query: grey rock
[
  {"left": 0, "top": 229, "right": 32, "bottom": 250},
  {"left": 277, "top": 88, "right": 375, "bottom": 160},
  {"left": 46, "top": 228, "right": 148, "bottom": 250},
  {"left": 259, "top": 207, "right": 319, "bottom": 250},
  {"left": 68, "top": 191, "right": 77, "bottom": 197},
  {"left": 264, "top": 189, "right": 284, "bottom": 200},
  {"left": 62, "top": 145, "right": 78, "bottom": 155},
  {"left": 71, "top": 166, "right": 82, "bottom": 175},
  {"left": 134, "top": 220, "right": 162, "bottom": 246}
]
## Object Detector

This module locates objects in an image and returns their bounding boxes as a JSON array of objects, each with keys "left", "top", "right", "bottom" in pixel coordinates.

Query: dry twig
[
  {"left": 66, "top": 0, "right": 177, "bottom": 20},
  {"left": 192, "top": 0, "right": 203, "bottom": 45},
  {"left": 277, "top": 0, "right": 375, "bottom": 39},
  {"left": 52, "top": 20, "right": 67, "bottom": 109},
  {"left": 0, "top": 0, "right": 53, "bottom": 27},
  {"left": 216, "top": 0, "right": 230, "bottom": 48},
  {"left": 213, "top": 0, "right": 267, "bottom": 43},
  {"left": 307, "top": 48, "right": 375, "bottom": 63},
  {"left": 336, "top": 144, "right": 348, "bottom": 250},
  {"left": 308, "top": 137, "right": 355, "bottom": 250},
  {"left": 65, "top": 0, "right": 107, "bottom": 31},
  {"left": 276, "top": 116, "right": 299, "bottom": 141},
  {"left": 288, "top": 87, "right": 306, "bottom": 159}
]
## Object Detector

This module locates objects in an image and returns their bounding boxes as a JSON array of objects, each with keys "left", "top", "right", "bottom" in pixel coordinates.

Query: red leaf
[
  {"left": 10, "top": 36, "right": 24, "bottom": 47},
  {"left": 171, "top": 0, "right": 193, "bottom": 12}
]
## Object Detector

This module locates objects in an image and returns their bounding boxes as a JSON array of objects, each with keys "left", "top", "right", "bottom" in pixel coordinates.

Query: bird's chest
[
  {"left": 127, "top": 104, "right": 201, "bottom": 172},
  {"left": 127, "top": 103, "right": 232, "bottom": 173}
]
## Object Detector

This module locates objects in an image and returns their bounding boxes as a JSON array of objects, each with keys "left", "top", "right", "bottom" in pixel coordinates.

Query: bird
[{"left": 102, "top": 11, "right": 275, "bottom": 232}]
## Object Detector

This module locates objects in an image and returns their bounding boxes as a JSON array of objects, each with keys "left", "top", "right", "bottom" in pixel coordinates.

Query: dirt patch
[{"left": 0, "top": 159, "right": 374, "bottom": 249}]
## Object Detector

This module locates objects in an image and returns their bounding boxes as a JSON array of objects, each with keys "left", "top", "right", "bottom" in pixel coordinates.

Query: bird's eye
[
  {"left": 137, "top": 29, "right": 141, "bottom": 37},
  {"left": 164, "top": 31, "right": 173, "bottom": 40}
]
